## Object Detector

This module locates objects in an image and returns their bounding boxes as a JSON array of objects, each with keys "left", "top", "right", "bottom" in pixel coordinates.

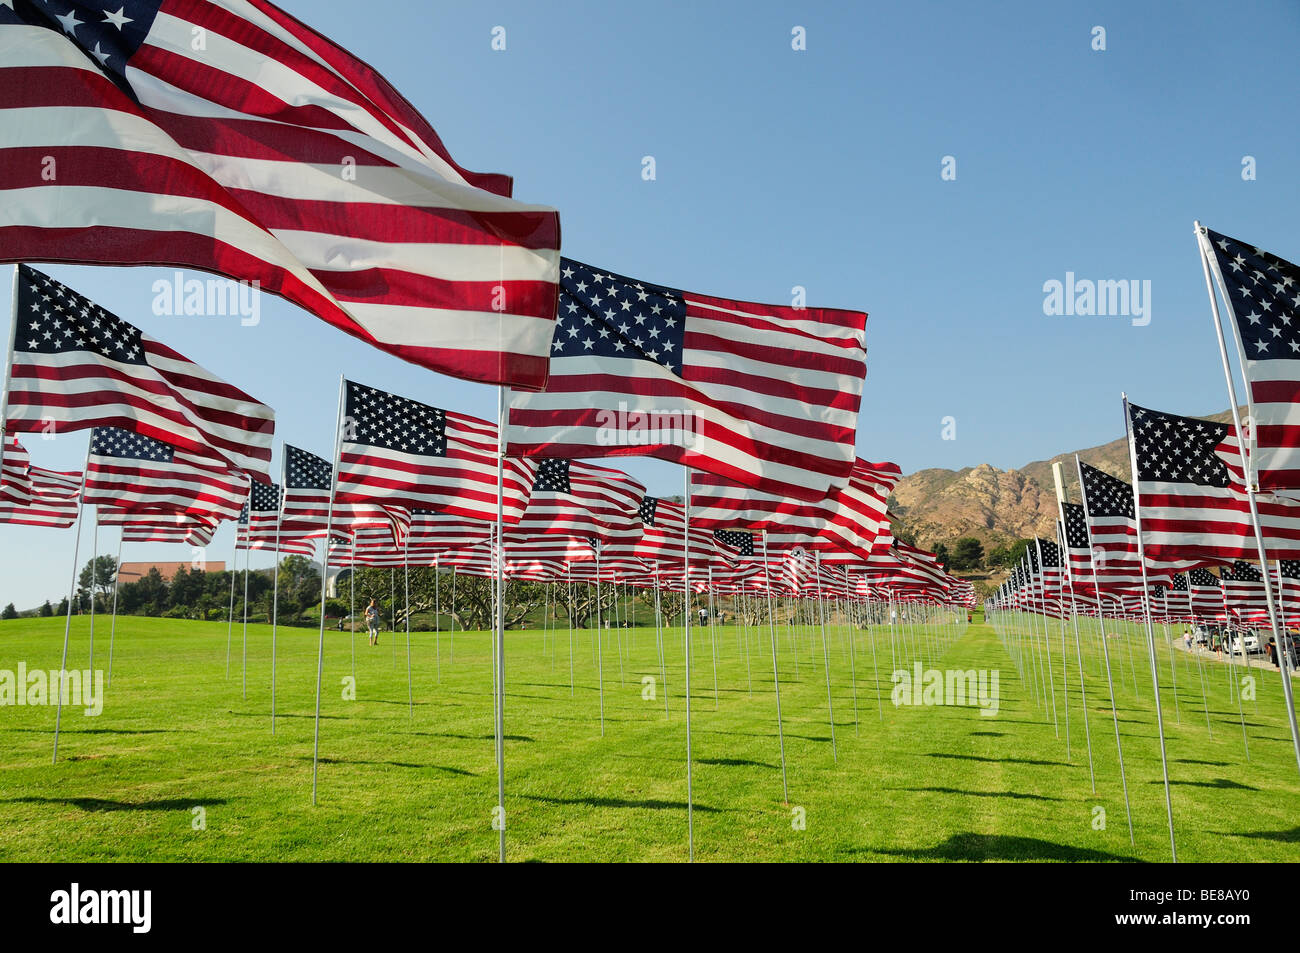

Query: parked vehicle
[{"left": 1228, "top": 631, "right": 1262, "bottom": 656}]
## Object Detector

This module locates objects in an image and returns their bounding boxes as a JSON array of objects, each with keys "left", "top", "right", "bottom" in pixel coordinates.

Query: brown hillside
[{"left": 890, "top": 409, "right": 1237, "bottom": 550}]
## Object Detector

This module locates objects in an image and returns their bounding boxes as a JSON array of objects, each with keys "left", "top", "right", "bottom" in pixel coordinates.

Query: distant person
[
  {"left": 365, "top": 599, "right": 381, "bottom": 646},
  {"left": 698, "top": 607, "right": 707, "bottom": 625}
]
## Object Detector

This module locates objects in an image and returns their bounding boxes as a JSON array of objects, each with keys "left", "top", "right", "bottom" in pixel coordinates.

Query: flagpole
[
  {"left": 404, "top": 533, "right": 413, "bottom": 722},
  {"left": 107, "top": 535, "right": 123, "bottom": 687},
  {"left": 760, "top": 532, "right": 789, "bottom": 802},
  {"left": 0, "top": 265, "right": 20, "bottom": 457},
  {"left": 595, "top": 539, "right": 605, "bottom": 735},
  {"left": 491, "top": 386, "right": 509, "bottom": 863},
  {"left": 88, "top": 518, "right": 98, "bottom": 672},
  {"left": 1196, "top": 222, "right": 1300, "bottom": 773},
  {"left": 1123, "top": 394, "right": 1178, "bottom": 861},
  {"left": 1074, "top": 454, "right": 1134, "bottom": 843},
  {"left": 812, "top": 551, "right": 837, "bottom": 761},
  {"left": 241, "top": 532, "right": 251, "bottom": 700},
  {"left": 683, "top": 466, "right": 695, "bottom": 862},
  {"left": 311, "top": 375, "right": 346, "bottom": 805},
  {"left": 270, "top": 467, "right": 284, "bottom": 734},
  {"left": 226, "top": 527, "right": 237, "bottom": 679},
  {"left": 1049, "top": 468, "right": 1095, "bottom": 792},
  {"left": 53, "top": 436, "right": 92, "bottom": 764}
]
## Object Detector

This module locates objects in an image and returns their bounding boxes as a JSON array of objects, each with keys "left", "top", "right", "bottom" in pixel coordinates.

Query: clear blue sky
[{"left": 4, "top": 0, "right": 1299, "bottom": 607}]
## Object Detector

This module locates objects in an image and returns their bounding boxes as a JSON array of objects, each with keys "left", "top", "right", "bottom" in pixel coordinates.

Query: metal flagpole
[
  {"left": 1075, "top": 455, "right": 1133, "bottom": 844},
  {"left": 311, "top": 375, "right": 347, "bottom": 805},
  {"left": 568, "top": 565, "right": 575, "bottom": 697},
  {"left": 759, "top": 532, "right": 790, "bottom": 802},
  {"left": 1124, "top": 394, "right": 1178, "bottom": 861},
  {"left": 0, "top": 266, "right": 20, "bottom": 479},
  {"left": 241, "top": 537, "right": 251, "bottom": 700},
  {"left": 434, "top": 555, "right": 441, "bottom": 683},
  {"left": 404, "top": 533, "right": 413, "bottom": 721},
  {"left": 683, "top": 467, "right": 695, "bottom": 860},
  {"left": 53, "top": 437, "right": 92, "bottom": 764},
  {"left": 812, "top": 552, "right": 837, "bottom": 761},
  {"left": 1050, "top": 467, "right": 1096, "bottom": 791},
  {"left": 492, "top": 385, "right": 507, "bottom": 863},
  {"left": 348, "top": 540, "right": 355, "bottom": 680},
  {"left": 270, "top": 466, "right": 284, "bottom": 734},
  {"left": 1196, "top": 222, "right": 1300, "bottom": 773},
  {"left": 594, "top": 540, "right": 605, "bottom": 735},
  {"left": 88, "top": 520, "right": 97, "bottom": 672},
  {"left": 1033, "top": 538, "right": 1060, "bottom": 738},
  {"left": 226, "top": 527, "right": 238, "bottom": 678},
  {"left": 107, "top": 536, "right": 123, "bottom": 687}
]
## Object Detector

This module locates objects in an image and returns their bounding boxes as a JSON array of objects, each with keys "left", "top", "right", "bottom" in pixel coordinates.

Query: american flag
[
  {"left": 0, "top": 435, "right": 31, "bottom": 505},
  {"left": 1128, "top": 401, "right": 1300, "bottom": 564},
  {"left": 1200, "top": 228, "right": 1300, "bottom": 493},
  {"left": 1059, "top": 502, "right": 1095, "bottom": 590},
  {"left": 505, "top": 458, "right": 643, "bottom": 545},
  {"left": 0, "top": 1, "right": 560, "bottom": 390},
  {"left": 6, "top": 266, "right": 275, "bottom": 477},
  {"left": 689, "top": 458, "right": 897, "bottom": 560},
  {"left": 1188, "top": 567, "right": 1223, "bottom": 620},
  {"left": 85, "top": 426, "right": 249, "bottom": 520},
  {"left": 336, "top": 380, "right": 536, "bottom": 525},
  {"left": 1220, "top": 560, "right": 1269, "bottom": 622},
  {"left": 282, "top": 441, "right": 410, "bottom": 540},
  {"left": 237, "top": 528, "right": 316, "bottom": 559},
  {"left": 507, "top": 258, "right": 867, "bottom": 502},
  {"left": 1077, "top": 457, "right": 1181, "bottom": 589},
  {"left": 634, "top": 496, "right": 714, "bottom": 565},
  {"left": 100, "top": 507, "right": 216, "bottom": 546},
  {"left": 0, "top": 462, "right": 80, "bottom": 527}
]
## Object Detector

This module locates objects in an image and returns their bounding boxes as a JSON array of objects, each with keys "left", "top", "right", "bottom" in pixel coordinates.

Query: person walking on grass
[{"left": 365, "top": 598, "right": 381, "bottom": 646}]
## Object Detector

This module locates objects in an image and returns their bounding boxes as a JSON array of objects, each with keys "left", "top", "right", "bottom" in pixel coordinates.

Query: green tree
[
  {"left": 1, "top": 603, "right": 17, "bottom": 620},
  {"left": 136, "top": 567, "right": 168, "bottom": 616},
  {"left": 56, "top": 596, "right": 69, "bottom": 617},
  {"left": 77, "top": 554, "right": 119, "bottom": 602},
  {"left": 986, "top": 545, "right": 1009, "bottom": 568},
  {"left": 38, "top": 600, "right": 53, "bottom": 617},
  {"left": 934, "top": 543, "right": 951, "bottom": 568},
  {"left": 950, "top": 537, "right": 985, "bottom": 571}
]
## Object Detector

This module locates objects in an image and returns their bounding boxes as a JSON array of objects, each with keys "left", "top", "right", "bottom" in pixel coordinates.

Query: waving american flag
[
  {"left": 507, "top": 258, "right": 867, "bottom": 501},
  {"left": 0, "top": 0, "right": 560, "bottom": 389}
]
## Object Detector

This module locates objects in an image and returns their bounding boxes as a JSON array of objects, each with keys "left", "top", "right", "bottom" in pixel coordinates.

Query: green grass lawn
[{"left": 0, "top": 608, "right": 1297, "bottom": 862}]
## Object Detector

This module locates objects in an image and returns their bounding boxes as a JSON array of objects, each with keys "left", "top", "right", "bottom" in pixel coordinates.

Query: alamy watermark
[
  {"left": 891, "top": 663, "right": 1000, "bottom": 716},
  {"left": 0, "top": 664, "right": 104, "bottom": 716},
  {"left": 594, "top": 402, "right": 700, "bottom": 448},
  {"left": 1042, "top": 272, "right": 1150, "bottom": 326},
  {"left": 151, "top": 272, "right": 260, "bottom": 326}
]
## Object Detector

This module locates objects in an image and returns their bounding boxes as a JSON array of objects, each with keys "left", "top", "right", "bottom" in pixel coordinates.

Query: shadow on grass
[
  {"left": 408, "top": 731, "right": 535, "bottom": 743},
  {"left": 857, "top": 833, "right": 1140, "bottom": 862},
  {"left": 697, "top": 757, "right": 777, "bottom": 769},
  {"left": 307, "top": 756, "right": 475, "bottom": 777},
  {"left": 924, "top": 753, "right": 1068, "bottom": 767},
  {"left": 1173, "top": 758, "right": 1232, "bottom": 767},
  {"left": 898, "top": 786, "right": 1061, "bottom": 802},
  {"left": 3, "top": 796, "right": 226, "bottom": 812},
  {"left": 6, "top": 727, "right": 180, "bottom": 735},
  {"left": 1229, "top": 826, "right": 1300, "bottom": 843},
  {"left": 519, "top": 793, "right": 727, "bottom": 813},
  {"left": 969, "top": 731, "right": 1004, "bottom": 737},
  {"left": 1156, "top": 778, "right": 1258, "bottom": 791}
]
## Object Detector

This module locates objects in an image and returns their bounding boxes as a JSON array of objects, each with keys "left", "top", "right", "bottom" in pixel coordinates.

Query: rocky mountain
[{"left": 889, "top": 409, "right": 1237, "bottom": 551}]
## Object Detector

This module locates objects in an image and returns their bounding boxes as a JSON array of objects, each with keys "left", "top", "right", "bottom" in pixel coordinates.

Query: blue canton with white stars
[
  {"left": 16, "top": 265, "right": 145, "bottom": 364},
  {"left": 1, "top": 1, "right": 162, "bottom": 99},
  {"left": 1204, "top": 229, "right": 1300, "bottom": 361},
  {"left": 553, "top": 258, "right": 687, "bottom": 375},
  {"left": 90, "top": 426, "right": 172, "bottom": 462},
  {"left": 344, "top": 381, "right": 447, "bottom": 457},
  {"left": 1130, "top": 403, "right": 1231, "bottom": 487},
  {"left": 285, "top": 445, "right": 332, "bottom": 490}
]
